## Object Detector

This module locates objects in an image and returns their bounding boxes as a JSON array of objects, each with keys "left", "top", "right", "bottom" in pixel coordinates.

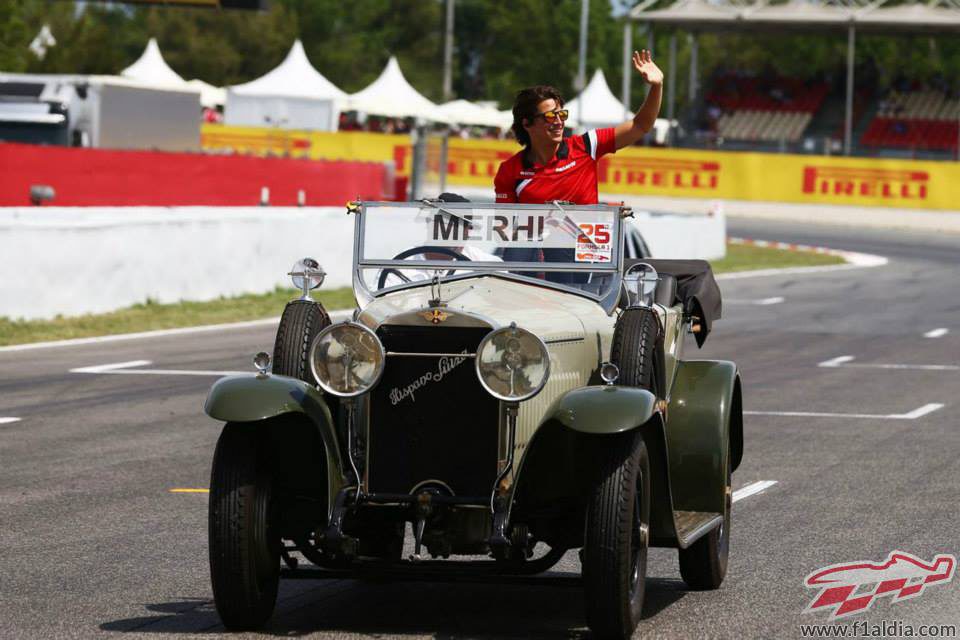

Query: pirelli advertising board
[{"left": 201, "top": 124, "right": 956, "bottom": 210}]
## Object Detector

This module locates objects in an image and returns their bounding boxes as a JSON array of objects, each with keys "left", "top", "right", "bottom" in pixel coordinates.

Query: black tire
[
  {"left": 272, "top": 300, "right": 331, "bottom": 383},
  {"left": 678, "top": 441, "right": 731, "bottom": 590},
  {"left": 611, "top": 307, "right": 663, "bottom": 396},
  {"left": 582, "top": 432, "right": 651, "bottom": 640},
  {"left": 208, "top": 424, "right": 280, "bottom": 630}
]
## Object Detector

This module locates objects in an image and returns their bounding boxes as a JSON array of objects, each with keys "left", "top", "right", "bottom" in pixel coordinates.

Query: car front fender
[
  {"left": 204, "top": 374, "right": 347, "bottom": 502},
  {"left": 507, "top": 385, "right": 679, "bottom": 550},
  {"left": 546, "top": 385, "right": 658, "bottom": 434}
]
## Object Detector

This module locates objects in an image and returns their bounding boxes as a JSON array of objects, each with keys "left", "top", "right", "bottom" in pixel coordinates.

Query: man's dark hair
[{"left": 511, "top": 85, "right": 564, "bottom": 147}]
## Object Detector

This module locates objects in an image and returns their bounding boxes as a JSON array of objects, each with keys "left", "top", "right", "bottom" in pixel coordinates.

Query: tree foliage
[{"left": 2, "top": 0, "right": 958, "bottom": 113}]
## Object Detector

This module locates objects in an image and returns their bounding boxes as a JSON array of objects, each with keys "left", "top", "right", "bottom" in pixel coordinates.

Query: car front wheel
[
  {"left": 272, "top": 299, "right": 331, "bottom": 383},
  {"left": 582, "top": 431, "right": 650, "bottom": 640},
  {"left": 208, "top": 423, "right": 280, "bottom": 630}
]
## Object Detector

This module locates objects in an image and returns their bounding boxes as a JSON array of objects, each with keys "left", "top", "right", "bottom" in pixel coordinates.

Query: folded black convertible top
[{"left": 623, "top": 259, "right": 722, "bottom": 348}]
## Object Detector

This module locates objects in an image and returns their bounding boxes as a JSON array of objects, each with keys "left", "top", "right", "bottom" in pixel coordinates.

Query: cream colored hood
[{"left": 355, "top": 275, "right": 613, "bottom": 342}]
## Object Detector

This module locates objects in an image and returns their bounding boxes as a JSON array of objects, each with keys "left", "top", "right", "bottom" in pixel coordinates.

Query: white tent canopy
[
  {"left": 225, "top": 40, "right": 345, "bottom": 131},
  {"left": 348, "top": 56, "right": 446, "bottom": 122},
  {"left": 121, "top": 38, "right": 222, "bottom": 108},
  {"left": 121, "top": 38, "right": 184, "bottom": 86},
  {"left": 438, "top": 99, "right": 512, "bottom": 128},
  {"left": 566, "top": 69, "right": 627, "bottom": 130}
]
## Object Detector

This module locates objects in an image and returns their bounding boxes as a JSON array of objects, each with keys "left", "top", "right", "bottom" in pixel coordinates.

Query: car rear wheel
[
  {"left": 678, "top": 441, "right": 731, "bottom": 590},
  {"left": 582, "top": 431, "right": 650, "bottom": 640},
  {"left": 272, "top": 299, "right": 331, "bottom": 382},
  {"left": 209, "top": 424, "right": 280, "bottom": 630}
]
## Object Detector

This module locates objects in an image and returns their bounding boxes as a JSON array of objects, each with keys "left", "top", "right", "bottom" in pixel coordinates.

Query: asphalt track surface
[{"left": 2, "top": 218, "right": 959, "bottom": 639}]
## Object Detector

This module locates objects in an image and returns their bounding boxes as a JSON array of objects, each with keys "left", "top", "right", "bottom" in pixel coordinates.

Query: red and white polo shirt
[{"left": 494, "top": 128, "right": 616, "bottom": 205}]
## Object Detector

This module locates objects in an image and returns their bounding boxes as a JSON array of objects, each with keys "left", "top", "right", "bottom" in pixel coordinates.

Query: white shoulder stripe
[
  {"left": 516, "top": 178, "right": 532, "bottom": 196},
  {"left": 588, "top": 130, "right": 598, "bottom": 160}
]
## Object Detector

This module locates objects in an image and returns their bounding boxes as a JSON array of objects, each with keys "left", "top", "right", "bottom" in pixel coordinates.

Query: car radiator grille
[{"left": 367, "top": 325, "right": 497, "bottom": 497}]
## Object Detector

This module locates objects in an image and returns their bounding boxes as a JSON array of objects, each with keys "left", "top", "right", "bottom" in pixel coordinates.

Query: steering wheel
[{"left": 377, "top": 246, "right": 471, "bottom": 289}]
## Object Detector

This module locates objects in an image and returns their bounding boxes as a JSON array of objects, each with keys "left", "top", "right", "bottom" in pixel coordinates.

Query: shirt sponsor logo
[
  {"left": 555, "top": 161, "right": 577, "bottom": 172},
  {"left": 801, "top": 166, "right": 929, "bottom": 200},
  {"left": 520, "top": 170, "right": 535, "bottom": 176},
  {"left": 598, "top": 158, "right": 720, "bottom": 190}
]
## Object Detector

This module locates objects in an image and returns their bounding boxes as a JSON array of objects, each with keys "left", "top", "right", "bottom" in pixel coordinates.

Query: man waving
[{"left": 495, "top": 50, "right": 664, "bottom": 206}]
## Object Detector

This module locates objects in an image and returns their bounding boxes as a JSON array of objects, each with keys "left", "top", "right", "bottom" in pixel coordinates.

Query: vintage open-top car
[{"left": 203, "top": 199, "right": 743, "bottom": 639}]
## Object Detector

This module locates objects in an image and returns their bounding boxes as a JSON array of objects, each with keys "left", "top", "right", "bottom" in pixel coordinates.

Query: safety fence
[{"left": 0, "top": 142, "right": 389, "bottom": 207}]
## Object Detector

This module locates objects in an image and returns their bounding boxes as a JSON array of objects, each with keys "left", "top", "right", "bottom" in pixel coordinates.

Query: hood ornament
[
  {"left": 420, "top": 308, "right": 451, "bottom": 324},
  {"left": 428, "top": 274, "right": 446, "bottom": 308}
]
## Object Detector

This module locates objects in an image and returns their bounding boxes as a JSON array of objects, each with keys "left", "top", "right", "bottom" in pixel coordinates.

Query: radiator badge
[
  {"left": 389, "top": 349, "right": 469, "bottom": 405},
  {"left": 420, "top": 309, "right": 451, "bottom": 324}
]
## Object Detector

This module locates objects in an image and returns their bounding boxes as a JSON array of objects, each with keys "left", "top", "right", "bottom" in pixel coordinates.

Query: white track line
[
  {"left": 0, "top": 417, "right": 22, "bottom": 425},
  {"left": 819, "top": 355, "right": 959, "bottom": 371},
  {"left": 745, "top": 403, "right": 944, "bottom": 421},
  {"left": 924, "top": 328, "right": 949, "bottom": 339},
  {"left": 732, "top": 480, "right": 778, "bottom": 503},
  {"left": 727, "top": 296, "right": 785, "bottom": 306},
  {"left": 0, "top": 309, "right": 353, "bottom": 353},
  {"left": 70, "top": 360, "right": 248, "bottom": 377}
]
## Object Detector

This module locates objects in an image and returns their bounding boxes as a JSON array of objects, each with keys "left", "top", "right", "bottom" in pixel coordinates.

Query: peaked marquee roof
[
  {"left": 120, "top": 38, "right": 184, "bottom": 85},
  {"left": 348, "top": 56, "right": 445, "bottom": 121},
  {"left": 229, "top": 40, "right": 345, "bottom": 100},
  {"left": 567, "top": 69, "right": 628, "bottom": 127}
]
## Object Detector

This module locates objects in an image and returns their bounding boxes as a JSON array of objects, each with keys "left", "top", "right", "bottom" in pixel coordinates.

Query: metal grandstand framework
[{"left": 627, "top": 0, "right": 960, "bottom": 154}]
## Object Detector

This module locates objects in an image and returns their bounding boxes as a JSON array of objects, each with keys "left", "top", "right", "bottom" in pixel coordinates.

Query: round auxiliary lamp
[{"left": 623, "top": 262, "right": 659, "bottom": 307}]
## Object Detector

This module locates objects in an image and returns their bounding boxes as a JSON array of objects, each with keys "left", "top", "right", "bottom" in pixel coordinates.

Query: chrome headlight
[
  {"left": 475, "top": 324, "right": 550, "bottom": 402},
  {"left": 309, "top": 322, "right": 385, "bottom": 397}
]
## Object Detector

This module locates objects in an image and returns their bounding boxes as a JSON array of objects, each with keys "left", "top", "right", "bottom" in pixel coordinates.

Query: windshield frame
[{"left": 352, "top": 201, "right": 626, "bottom": 313}]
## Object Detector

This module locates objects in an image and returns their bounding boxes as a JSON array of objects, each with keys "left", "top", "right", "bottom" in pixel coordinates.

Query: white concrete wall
[
  {"left": 0, "top": 205, "right": 725, "bottom": 320},
  {"left": 0, "top": 207, "right": 355, "bottom": 320},
  {"left": 629, "top": 208, "right": 726, "bottom": 261}
]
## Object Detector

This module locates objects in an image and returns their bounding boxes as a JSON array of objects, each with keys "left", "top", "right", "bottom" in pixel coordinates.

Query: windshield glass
[{"left": 355, "top": 202, "right": 622, "bottom": 302}]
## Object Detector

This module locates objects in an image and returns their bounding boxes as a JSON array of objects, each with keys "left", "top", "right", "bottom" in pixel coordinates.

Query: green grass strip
[
  {"left": 0, "top": 243, "right": 846, "bottom": 346},
  {"left": 0, "top": 287, "right": 355, "bottom": 347},
  {"left": 711, "top": 242, "right": 844, "bottom": 273}
]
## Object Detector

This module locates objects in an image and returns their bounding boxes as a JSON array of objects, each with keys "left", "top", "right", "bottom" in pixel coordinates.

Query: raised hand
[{"left": 633, "top": 49, "right": 664, "bottom": 86}]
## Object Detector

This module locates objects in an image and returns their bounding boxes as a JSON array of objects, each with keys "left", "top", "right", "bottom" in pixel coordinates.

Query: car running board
[{"left": 674, "top": 510, "right": 723, "bottom": 549}]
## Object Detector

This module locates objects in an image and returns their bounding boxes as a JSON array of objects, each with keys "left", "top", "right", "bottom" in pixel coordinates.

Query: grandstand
[
  {"left": 707, "top": 73, "right": 829, "bottom": 144},
  {"left": 862, "top": 89, "right": 960, "bottom": 152},
  {"left": 630, "top": 0, "right": 960, "bottom": 159}
]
